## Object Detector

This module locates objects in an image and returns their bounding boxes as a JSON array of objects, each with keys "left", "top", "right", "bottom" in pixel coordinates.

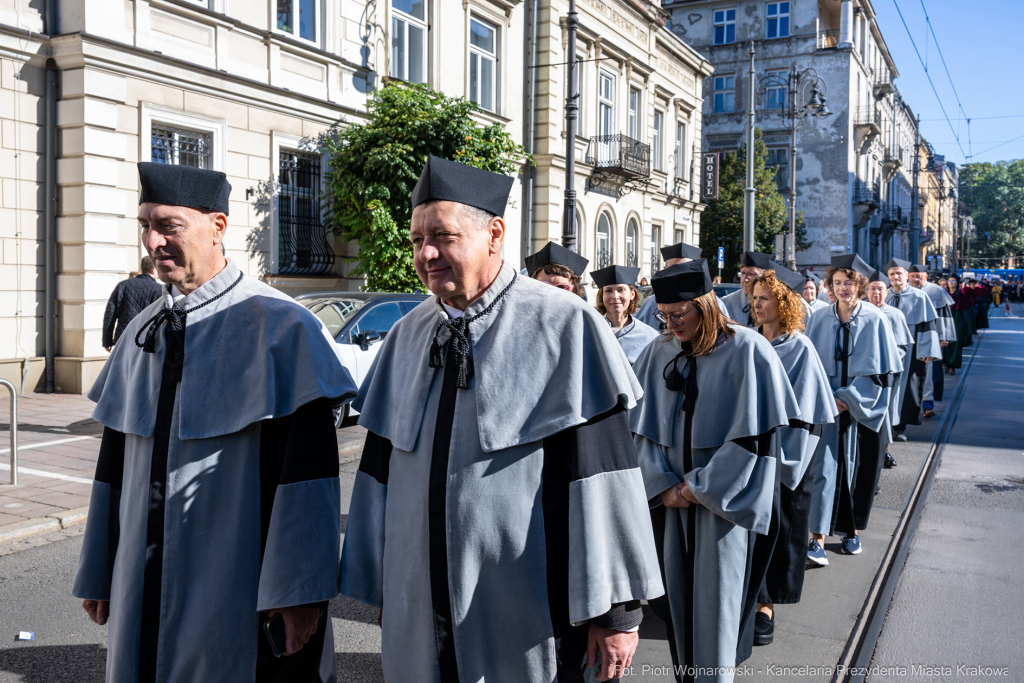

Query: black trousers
[
  {"left": 758, "top": 451, "right": 815, "bottom": 605},
  {"left": 897, "top": 352, "right": 927, "bottom": 429},
  {"left": 852, "top": 422, "right": 887, "bottom": 531},
  {"left": 931, "top": 358, "right": 944, "bottom": 402}
]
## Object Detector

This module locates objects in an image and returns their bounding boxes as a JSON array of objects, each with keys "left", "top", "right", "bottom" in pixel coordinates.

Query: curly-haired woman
[
  {"left": 591, "top": 265, "right": 658, "bottom": 364},
  {"left": 805, "top": 255, "right": 900, "bottom": 564},
  {"left": 630, "top": 259, "right": 798, "bottom": 679},
  {"left": 748, "top": 265, "right": 837, "bottom": 646}
]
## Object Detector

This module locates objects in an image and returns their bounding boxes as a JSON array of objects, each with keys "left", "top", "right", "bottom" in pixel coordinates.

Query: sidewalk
[
  {"left": 0, "top": 393, "right": 367, "bottom": 547},
  {"left": 868, "top": 301, "right": 1024, "bottom": 681}
]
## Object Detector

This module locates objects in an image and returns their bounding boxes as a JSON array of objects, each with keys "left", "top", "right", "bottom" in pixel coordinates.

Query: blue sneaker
[
  {"left": 807, "top": 540, "right": 829, "bottom": 566},
  {"left": 840, "top": 535, "right": 862, "bottom": 555}
]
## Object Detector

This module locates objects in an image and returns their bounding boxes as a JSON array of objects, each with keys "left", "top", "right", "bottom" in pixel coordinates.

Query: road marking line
[
  {"left": 0, "top": 462, "right": 94, "bottom": 485},
  {"left": 0, "top": 435, "right": 97, "bottom": 454}
]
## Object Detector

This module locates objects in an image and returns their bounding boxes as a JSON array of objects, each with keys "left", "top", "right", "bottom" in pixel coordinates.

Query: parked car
[
  {"left": 713, "top": 283, "right": 741, "bottom": 299},
  {"left": 298, "top": 291, "right": 428, "bottom": 427}
]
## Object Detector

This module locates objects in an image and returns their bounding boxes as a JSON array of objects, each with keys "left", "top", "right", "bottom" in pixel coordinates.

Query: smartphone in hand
[{"left": 264, "top": 613, "right": 287, "bottom": 658}]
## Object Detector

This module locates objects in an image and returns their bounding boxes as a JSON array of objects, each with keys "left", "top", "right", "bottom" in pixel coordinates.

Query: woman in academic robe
[
  {"left": 631, "top": 259, "right": 799, "bottom": 683},
  {"left": 524, "top": 241, "right": 589, "bottom": 299},
  {"left": 866, "top": 270, "right": 912, "bottom": 470},
  {"left": 805, "top": 254, "right": 900, "bottom": 564},
  {"left": 748, "top": 265, "right": 837, "bottom": 647},
  {"left": 591, "top": 265, "right": 659, "bottom": 364},
  {"left": 942, "top": 275, "right": 973, "bottom": 373},
  {"left": 974, "top": 281, "right": 991, "bottom": 330}
]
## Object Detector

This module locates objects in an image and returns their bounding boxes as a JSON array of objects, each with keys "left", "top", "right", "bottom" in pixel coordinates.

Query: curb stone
[{"left": 0, "top": 505, "right": 91, "bottom": 545}]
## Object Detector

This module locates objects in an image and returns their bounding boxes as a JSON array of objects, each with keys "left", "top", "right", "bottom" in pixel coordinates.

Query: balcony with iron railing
[
  {"left": 884, "top": 146, "right": 905, "bottom": 170},
  {"left": 585, "top": 134, "right": 651, "bottom": 178},
  {"left": 854, "top": 181, "right": 879, "bottom": 206},
  {"left": 817, "top": 29, "right": 839, "bottom": 50},
  {"left": 872, "top": 69, "right": 895, "bottom": 96},
  {"left": 854, "top": 106, "right": 881, "bottom": 128},
  {"left": 882, "top": 205, "right": 909, "bottom": 226}
]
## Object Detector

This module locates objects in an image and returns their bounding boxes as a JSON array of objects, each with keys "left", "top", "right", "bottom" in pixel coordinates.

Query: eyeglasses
[
  {"left": 543, "top": 281, "right": 575, "bottom": 292},
  {"left": 833, "top": 280, "right": 858, "bottom": 289},
  {"left": 654, "top": 305, "right": 695, "bottom": 326}
]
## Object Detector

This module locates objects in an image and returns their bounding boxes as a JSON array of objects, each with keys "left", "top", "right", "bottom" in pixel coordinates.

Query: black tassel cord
[
  {"left": 428, "top": 272, "right": 518, "bottom": 390},
  {"left": 662, "top": 342, "right": 698, "bottom": 413},
  {"left": 135, "top": 272, "right": 244, "bottom": 368}
]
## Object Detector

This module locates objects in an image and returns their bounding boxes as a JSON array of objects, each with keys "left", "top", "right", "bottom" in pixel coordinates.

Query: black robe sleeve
[{"left": 72, "top": 427, "right": 126, "bottom": 601}]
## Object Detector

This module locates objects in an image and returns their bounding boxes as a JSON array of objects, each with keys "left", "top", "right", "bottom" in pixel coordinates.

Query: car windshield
[{"left": 303, "top": 299, "right": 365, "bottom": 337}]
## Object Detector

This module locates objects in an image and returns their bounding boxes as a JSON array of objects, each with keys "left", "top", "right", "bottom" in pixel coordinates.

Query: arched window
[
  {"left": 626, "top": 219, "right": 638, "bottom": 267},
  {"left": 597, "top": 213, "right": 612, "bottom": 269},
  {"left": 576, "top": 209, "right": 585, "bottom": 257}
]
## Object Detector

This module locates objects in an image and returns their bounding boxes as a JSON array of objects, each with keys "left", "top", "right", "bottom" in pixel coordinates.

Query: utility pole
[
  {"left": 910, "top": 115, "right": 921, "bottom": 264},
  {"left": 561, "top": 0, "right": 579, "bottom": 252},
  {"left": 743, "top": 42, "right": 756, "bottom": 252}
]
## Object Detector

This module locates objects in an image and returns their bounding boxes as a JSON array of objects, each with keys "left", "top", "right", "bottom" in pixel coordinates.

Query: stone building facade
[
  {"left": 524, "top": 0, "right": 713, "bottom": 291},
  {"left": 663, "top": 0, "right": 940, "bottom": 275}
]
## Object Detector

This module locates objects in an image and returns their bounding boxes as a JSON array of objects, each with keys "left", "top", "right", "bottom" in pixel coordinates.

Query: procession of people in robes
[{"left": 72, "top": 154, "right": 981, "bottom": 683}]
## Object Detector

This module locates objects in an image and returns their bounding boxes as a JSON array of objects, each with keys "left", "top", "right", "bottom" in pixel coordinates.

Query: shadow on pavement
[
  {"left": 0, "top": 643, "right": 106, "bottom": 682},
  {"left": 335, "top": 652, "right": 383, "bottom": 682},
  {"left": 330, "top": 595, "right": 378, "bottom": 625},
  {"left": 0, "top": 420, "right": 103, "bottom": 438}
]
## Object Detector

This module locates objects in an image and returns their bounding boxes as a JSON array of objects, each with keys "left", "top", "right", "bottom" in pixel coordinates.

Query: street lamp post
[
  {"left": 756, "top": 66, "right": 831, "bottom": 270},
  {"left": 743, "top": 43, "right": 756, "bottom": 253},
  {"left": 561, "top": 0, "right": 579, "bottom": 252}
]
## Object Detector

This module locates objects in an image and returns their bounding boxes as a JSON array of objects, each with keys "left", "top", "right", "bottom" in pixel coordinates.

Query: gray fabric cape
[
  {"left": 768, "top": 333, "right": 838, "bottom": 490},
  {"left": 720, "top": 287, "right": 754, "bottom": 327},
  {"left": 74, "top": 261, "right": 357, "bottom": 683},
  {"left": 886, "top": 284, "right": 941, "bottom": 359},
  {"left": 919, "top": 281, "right": 957, "bottom": 342},
  {"left": 341, "top": 263, "right": 663, "bottom": 683},
  {"left": 804, "top": 302, "right": 901, "bottom": 535},
  {"left": 877, "top": 303, "right": 912, "bottom": 425},
  {"left": 608, "top": 314, "right": 659, "bottom": 364},
  {"left": 630, "top": 326, "right": 798, "bottom": 682}
]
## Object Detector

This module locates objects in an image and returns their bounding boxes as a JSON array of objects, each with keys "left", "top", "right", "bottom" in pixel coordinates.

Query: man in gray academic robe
[
  {"left": 340, "top": 157, "right": 663, "bottom": 683},
  {"left": 909, "top": 266, "right": 955, "bottom": 415},
  {"left": 74, "top": 163, "right": 357, "bottom": 683},
  {"left": 719, "top": 251, "right": 773, "bottom": 327},
  {"left": 885, "top": 259, "right": 940, "bottom": 435}
]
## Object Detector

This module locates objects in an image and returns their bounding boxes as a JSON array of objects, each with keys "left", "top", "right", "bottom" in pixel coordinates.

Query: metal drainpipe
[
  {"left": 44, "top": 1, "right": 58, "bottom": 393},
  {"left": 522, "top": 0, "right": 539, "bottom": 262}
]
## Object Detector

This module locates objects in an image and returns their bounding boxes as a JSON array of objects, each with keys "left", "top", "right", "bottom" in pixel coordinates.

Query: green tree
[
  {"left": 699, "top": 128, "right": 809, "bottom": 282},
  {"left": 320, "top": 82, "right": 529, "bottom": 292},
  {"left": 961, "top": 160, "right": 1024, "bottom": 269}
]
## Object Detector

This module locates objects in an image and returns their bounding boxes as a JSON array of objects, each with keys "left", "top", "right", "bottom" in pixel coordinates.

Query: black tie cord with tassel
[
  {"left": 662, "top": 341, "right": 698, "bottom": 413},
  {"left": 429, "top": 271, "right": 517, "bottom": 390},
  {"left": 135, "top": 271, "right": 244, "bottom": 368}
]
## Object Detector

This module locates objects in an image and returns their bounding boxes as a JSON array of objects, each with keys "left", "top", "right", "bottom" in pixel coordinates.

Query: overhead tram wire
[
  {"left": 919, "top": 0, "right": 970, "bottom": 140},
  {"left": 891, "top": 0, "right": 968, "bottom": 161}
]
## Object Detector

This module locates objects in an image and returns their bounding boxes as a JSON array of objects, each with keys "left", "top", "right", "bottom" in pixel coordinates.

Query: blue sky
[{"left": 870, "top": 0, "right": 1024, "bottom": 166}]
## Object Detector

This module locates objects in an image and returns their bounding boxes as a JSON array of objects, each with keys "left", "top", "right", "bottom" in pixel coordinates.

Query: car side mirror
[{"left": 360, "top": 330, "right": 381, "bottom": 350}]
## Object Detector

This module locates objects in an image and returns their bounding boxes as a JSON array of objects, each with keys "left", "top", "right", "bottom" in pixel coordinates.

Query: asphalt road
[{"left": 0, "top": 310, "right": 1012, "bottom": 682}]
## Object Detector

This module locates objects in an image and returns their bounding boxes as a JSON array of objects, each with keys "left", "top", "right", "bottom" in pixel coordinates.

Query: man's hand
[
  {"left": 587, "top": 624, "right": 638, "bottom": 681},
  {"left": 104, "top": 347, "right": 112, "bottom": 353},
  {"left": 939, "top": 341, "right": 949, "bottom": 348},
  {"left": 659, "top": 482, "right": 700, "bottom": 508},
  {"left": 922, "top": 357, "right": 936, "bottom": 363},
  {"left": 269, "top": 606, "right": 321, "bottom": 656},
  {"left": 836, "top": 398, "right": 850, "bottom": 413},
  {"left": 82, "top": 599, "right": 109, "bottom": 625}
]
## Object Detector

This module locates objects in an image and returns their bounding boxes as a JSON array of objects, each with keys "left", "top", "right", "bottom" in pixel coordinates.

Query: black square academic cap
[
  {"left": 410, "top": 155, "right": 515, "bottom": 218},
  {"left": 740, "top": 251, "right": 774, "bottom": 270},
  {"left": 908, "top": 263, "right": 928, "bottom": 273},
  {"left": 138, "top": 162, "right": 231, "bottom": 214},
  {"left": 768, "top": 261, "right": 807, "bottom": 295},
  {"left": 591, "top": 265, "right": 641, "bottom": 289},
  {"left": 660, "top": 242, "right": 703, "bottom": 262},
  {"left": 869, "top": 269, "right": 891, "bottom": 286},
  {"left": 883, "top": 257, "right": 912, "bottom": 273},
  {"left": 523, "top": 242, "right": 590, "bottom": 278},
  {"left": 651, "top": 259, "right": 713, "bottom": 304},
  {"left": 831, "top": 253, "right": 874, "bottom": 278},
  {"left": 803, "top": 270, "right": 821, "bottom": 286}
]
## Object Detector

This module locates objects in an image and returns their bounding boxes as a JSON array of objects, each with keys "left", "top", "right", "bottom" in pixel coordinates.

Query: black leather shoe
[
  {"left": 884, "top": 452, "right": 897, "bottom": 468},
  {"left": 754, "top": 611, "right": 774, "bottom": 646}
]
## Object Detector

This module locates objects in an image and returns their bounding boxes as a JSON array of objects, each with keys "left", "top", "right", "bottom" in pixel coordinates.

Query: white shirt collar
[
  {"left": 441, "top": 302, "right": 465, "bottom": 319},
  {"left": 171, "top": 285, "right": 187, "bottom": 303}
]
